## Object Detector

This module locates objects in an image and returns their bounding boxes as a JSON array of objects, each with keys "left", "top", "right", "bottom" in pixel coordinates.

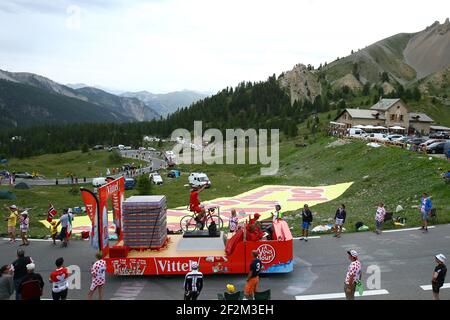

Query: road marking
[
  {"left": 1, "top": 238, "right": 52, "bottom": 242},
  {"left": 420, "top": 283, "right": 450, "bottom": 291},
  {"left": 295, "top": 289, "right": 389, "bottom": 300},
  {"left": 383, "top": 226, "right": 435, "bottom": 233},
  {"left": 293, "top": 236, "right": 321, "bottom": 240},
  {"left": 110, "top": 281, "right": 146, "bottom": 300}
]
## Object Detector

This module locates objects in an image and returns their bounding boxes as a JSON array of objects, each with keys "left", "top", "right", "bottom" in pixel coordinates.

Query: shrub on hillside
[
  {"left": 136, "top": 175, "right": 152, "bottom": 196},
  {"left": 108, "top": 150, "right": 122, "bottom": 163}
]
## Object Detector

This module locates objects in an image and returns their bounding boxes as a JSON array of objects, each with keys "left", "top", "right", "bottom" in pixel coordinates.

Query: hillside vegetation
[{"left": 1, "top": 136, "right": 448, "bottom": 237}]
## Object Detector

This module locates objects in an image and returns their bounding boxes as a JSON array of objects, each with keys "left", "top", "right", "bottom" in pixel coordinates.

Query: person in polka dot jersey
[
  {"left": 87, "top": 252, "right": 106, "bottom": 300},
  {"left": 344, "top": 250, "right": 362, "bottom": 300}
]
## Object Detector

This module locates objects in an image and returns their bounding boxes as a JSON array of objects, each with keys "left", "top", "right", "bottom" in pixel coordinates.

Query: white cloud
[{"left": 0, "top": 0, "right": 448, "bottom": 93}]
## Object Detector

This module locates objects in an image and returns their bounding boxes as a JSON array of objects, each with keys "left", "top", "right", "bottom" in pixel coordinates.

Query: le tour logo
[{"left": 257, "top": 244, "right": 276, "bottom": 264}]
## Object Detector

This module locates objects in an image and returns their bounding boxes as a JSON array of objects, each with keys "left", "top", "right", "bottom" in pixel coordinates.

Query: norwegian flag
[{"left": 47, "top": 203, "right": 57, "bottom": 222}]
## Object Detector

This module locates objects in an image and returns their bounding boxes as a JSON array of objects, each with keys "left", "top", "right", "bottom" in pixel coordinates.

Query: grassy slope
[
  {"left": 1, "top": 150, "right": 146, "bottom": 179},
  {"left": 2, "top": 135, "right": 448, "bottom": 238}
]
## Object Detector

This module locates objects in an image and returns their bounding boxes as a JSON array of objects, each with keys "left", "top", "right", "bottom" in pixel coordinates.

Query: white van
[
  {"left": 92, "top": 177, "right": 107, "bottom": 187},
  {"left": 118, "top": 144, "right": 125, "bottom": 150},
  {"left": 347, "top": 128, "right": 367, "bottom": 138},
  {"left": 188, "top": 172, "right": 211, "bottom": 188}
]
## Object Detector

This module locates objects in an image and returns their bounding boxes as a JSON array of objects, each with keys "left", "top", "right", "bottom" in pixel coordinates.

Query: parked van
[
  {"left": 188, "top": 172, "right": 211, "bottom": 188},
  {"left": 124, "top": 178, "right": 136, "bottom": 190},
  {"left": 347, "top": 128, "right": 367, "bottom": 138},
  {"left": 92, "top": 177, "right": 107, "bottom": 187}
]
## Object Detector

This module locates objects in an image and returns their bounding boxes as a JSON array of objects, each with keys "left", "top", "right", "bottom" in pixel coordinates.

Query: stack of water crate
[{"left": 122, "top": 195, "right": 167, "bottom": 249}]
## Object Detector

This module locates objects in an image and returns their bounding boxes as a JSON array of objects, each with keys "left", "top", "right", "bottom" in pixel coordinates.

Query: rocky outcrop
[
  {"left": 279, "top": 64, "right": 322, "bottom": 104},
  {"left": 404, "top": 18, "right": 450, "bottom": 79},
  {"left": 332, "top": 74, "right": 363, "bottom": 92}
]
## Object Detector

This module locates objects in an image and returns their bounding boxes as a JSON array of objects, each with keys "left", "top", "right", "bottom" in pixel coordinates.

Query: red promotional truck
[{"left": 81, "top": 177, "right": 294, "bottom": 276}]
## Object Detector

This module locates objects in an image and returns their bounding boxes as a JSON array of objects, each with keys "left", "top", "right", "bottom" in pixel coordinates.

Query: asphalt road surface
[
  {"left": 10, "top": 150, "right": 167, "bottom": 186},
  {"left": 1, "top": 224, "right": 449, "bottom": 300}
]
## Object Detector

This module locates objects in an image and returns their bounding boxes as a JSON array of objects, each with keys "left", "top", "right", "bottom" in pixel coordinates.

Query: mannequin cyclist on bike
[{"left": 189, "top": 184, "right": 208, "bottom": 229}]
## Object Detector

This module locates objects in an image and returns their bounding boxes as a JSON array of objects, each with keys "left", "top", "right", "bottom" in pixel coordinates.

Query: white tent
[
  {"left": 354, "top": 125, "right": 366, "bottom": 129},
  {"left": 389, "top": 126, "right": 406, "bottom": 130},
  {"left": 374, "top": 126, "right": 387, "bottom": 129}
]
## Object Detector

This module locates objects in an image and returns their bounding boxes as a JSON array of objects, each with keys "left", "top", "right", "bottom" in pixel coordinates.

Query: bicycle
[{"left": 180, "top": 206, "right": 223, "bottom": 233}]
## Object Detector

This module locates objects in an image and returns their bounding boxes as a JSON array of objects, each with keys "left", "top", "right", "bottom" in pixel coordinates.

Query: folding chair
[{"left": 254, "top": 289, "right": 271, "bottom": 300}]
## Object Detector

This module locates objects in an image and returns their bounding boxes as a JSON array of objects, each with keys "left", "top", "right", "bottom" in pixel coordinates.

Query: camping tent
[
  {"left": 0, "top": 190, "right": 16, "bottom": 200},
  {"left": 15, "top": 182, "right": 31, "bottom": 190}
]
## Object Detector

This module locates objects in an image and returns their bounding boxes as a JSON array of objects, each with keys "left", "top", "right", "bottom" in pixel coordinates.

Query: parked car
[
  {"left": 188, "top": 172, "right": 211, "bottom": 188},
  {"left": 138, "top": 147, "right": 146, "bottom": 151},
  {"left": 92, "top": 145, "right": 104, "bottom": 150},
  {"left": 429, "top": 131, "right": 450, "bottom": 139},
  {"left": 426, "top": 141, "right": 447, "bottom": 154},
  {"left": 147, "top": 147, "right": 156, "bottom": 151},
  {"left": 150, "top": 172, "right": 163, "bottom": 185},
  {"left": 387, "top": 134, "right": 405, "bottom": 142},
  {"left": 368, "top": 133, "right": 388, "bottom": 141},
  {"left": 406, "top": 137, "right": 427, "bottom": 145},
  {"left": 92, "top": 177, "right": 107, "bottom": 187},
  {"left": 347, "top": 128, "right": 367, "bottom": 138},
  {"left": 167, "top": 170, "right": 181, "bottom": 178},
  {"left": 419, "top": 139, "right": 444, "bottom": 151},
  {"left": 124, "top": 178, "right": 136, "bottom": 190},
  {"left": 14, "top": 172, "right": 34, "bottom": 179}
]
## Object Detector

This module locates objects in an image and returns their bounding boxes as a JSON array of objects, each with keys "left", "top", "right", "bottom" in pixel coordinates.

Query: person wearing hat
[
  {"left": 19, "top": 210, "right": 30, "bottom": 246},
  {"left": 432, "top": 254, "right": 447, "bottom": 300},
  {"left": 18, "top": 263, "right": 44, "bottom": 300},
  {"left": 11, "top": 249, "right": 33, "bottom": 300},
  {"left": 184, "top": 261, "right": 203, "bottom": 300},
  {"left": 344, "top": 250, "right": 362, "bottom": 300},
  {"left": 4, "top": 204, "right": 19, "bottom": 243}
]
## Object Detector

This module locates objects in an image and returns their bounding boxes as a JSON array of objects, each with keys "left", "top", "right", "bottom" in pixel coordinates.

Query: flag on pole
[{"left": 47, "top": 203, "right": 57, "bottom": 222}]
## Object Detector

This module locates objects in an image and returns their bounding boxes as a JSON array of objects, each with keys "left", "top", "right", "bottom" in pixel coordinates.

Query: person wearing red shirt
[
  {"left": 49, "top": 257, "right": 69, "bottom": 300},
  {"left": 189, "top": 185, "right": 207, "bottom": 227}
]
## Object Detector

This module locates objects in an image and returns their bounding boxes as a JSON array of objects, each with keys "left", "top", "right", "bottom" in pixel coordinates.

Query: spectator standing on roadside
[
  {"left": 299, "top": 204, "right": 313, "bottom": 241},
  {"left": 0, "top": 265, "right": 14, "bottom": 300},
  {"left": 18, "top": 263, "right": 44, "bottom": 300},
  {"left": 87, "top": 253, "right": 106, "bottom": 300},
  {"left": 11, "top": 249, "right": 33, "bottom": 300},
  {"left": 244, "top": 250, "right": 262, "bottom": 300},
  {"left": 184, "top": 262, "right": 203, "bottom": 300},
  {"left": 375, "top": 202, "right": 386, "bottom": 235},
  {"left": 344, "top": 250, "right": 362, "bottom": 300},
  {"left": 56, "top": 209, "right": 69, "bottom": 248},
  {"left": 419, "top": 193, "right": 432, "bottom": 233},
  {"left": 432, "top": 254, "right": 447, "bottom": 300},
  {"left": 19, "top": 211, "right": 30, "bottom": 246},
  {"left": 49, "top": 257, "right": 69, "bottom": 300},
  {"left": 334, "top": 204, "right": 347, "bottom": 238},
  {"left": 4, "top": 204, "right": 19, "bottom": 243}
]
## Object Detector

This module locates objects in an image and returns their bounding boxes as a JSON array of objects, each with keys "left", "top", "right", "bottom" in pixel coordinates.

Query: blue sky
[{"left": 0, "top": 0, "right": 448, "bottom": 93}]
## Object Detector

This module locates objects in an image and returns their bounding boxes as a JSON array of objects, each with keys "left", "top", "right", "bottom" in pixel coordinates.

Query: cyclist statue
[{"left": 189, "top": 184, "right": 207, "bottom": 229}]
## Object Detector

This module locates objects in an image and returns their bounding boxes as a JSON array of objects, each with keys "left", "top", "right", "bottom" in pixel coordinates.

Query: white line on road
[
  {"left": 295, "top": 289, "right": 389, "bottom": 300},
  {"left": 383, "top": 226, "right": 435, "bottom": 233},
  {"left": 420, "top": 283, "right": 450, "bottom": 291},
  {"left": 1, "top": 238, "right": 52, "bottom": 242},
  {"left": 293, "top": 236, "right": 321, "bottom": 240}
]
